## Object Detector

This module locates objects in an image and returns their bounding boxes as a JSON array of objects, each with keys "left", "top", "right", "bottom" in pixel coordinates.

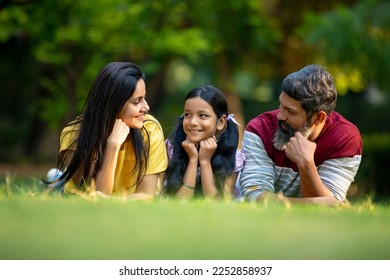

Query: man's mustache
[{"left": 278, "top": 120, "right": 297, "bottom": 136}]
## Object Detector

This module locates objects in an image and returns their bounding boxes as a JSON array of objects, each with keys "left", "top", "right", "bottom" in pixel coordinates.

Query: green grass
[{"left": 1, "top": 176, "right": 390, "bottom": 260}]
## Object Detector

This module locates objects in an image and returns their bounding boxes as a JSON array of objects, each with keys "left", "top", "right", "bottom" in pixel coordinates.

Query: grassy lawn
[{"left": 1, "top": 176, "right": 390, "bottom": 260}]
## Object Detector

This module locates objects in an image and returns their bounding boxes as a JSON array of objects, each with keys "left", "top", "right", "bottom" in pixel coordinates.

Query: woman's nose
[{"left": 141, "top": 100, "right": 150, "bottom": 112}]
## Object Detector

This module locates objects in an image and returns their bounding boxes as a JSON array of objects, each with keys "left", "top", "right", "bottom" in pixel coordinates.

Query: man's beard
[{"left": 273, "top": 120, "right": 312, "bottom": 150}]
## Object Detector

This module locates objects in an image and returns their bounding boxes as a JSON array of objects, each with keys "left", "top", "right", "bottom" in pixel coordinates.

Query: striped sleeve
[
  {"left": 239, "top": 130, "right": 276, "bottom": 201},
  {"left": 318, "top": 155, "right": 362, "bottom": 201}
]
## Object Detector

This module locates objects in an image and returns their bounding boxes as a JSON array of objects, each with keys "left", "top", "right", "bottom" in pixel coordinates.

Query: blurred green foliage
[{"left": 299, "top": 0, "right": 390, "bottom": 93}]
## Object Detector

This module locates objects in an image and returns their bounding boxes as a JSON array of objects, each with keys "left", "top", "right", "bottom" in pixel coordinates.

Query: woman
[{"left": 47, "top": 62, "right": 168, "bottom": 199}]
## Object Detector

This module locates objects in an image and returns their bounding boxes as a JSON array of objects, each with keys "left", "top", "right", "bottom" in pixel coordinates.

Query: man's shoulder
[
  {"left": 318, "top": 112, "right": 363, "bottom": 158},
  {"left": 244, "top": 110, "right": 278, "bottom": 158},
  {"left": 326, "top": 112, "right": 361, "bottom": 137},
  {"left": 246, "top": 110, "right": 278, "bottom": 134}
]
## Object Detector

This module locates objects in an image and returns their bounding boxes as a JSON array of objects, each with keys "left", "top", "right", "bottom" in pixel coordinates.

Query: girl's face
[
  {"left": 118, "top": 79, "right": 149, "bottom": 129},
  {"left": 182, "top": 97, "right": 225, "bottom": 143}
]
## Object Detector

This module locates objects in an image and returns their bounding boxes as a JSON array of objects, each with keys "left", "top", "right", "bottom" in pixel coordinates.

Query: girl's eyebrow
[
  {"left": 183, "top": 109, "right": 210, "bottom": 114},
  {"left": 191, "top": 111, "right": 211, "bottom": 117}
]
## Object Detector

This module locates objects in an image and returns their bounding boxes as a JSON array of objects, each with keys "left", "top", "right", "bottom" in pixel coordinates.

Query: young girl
[
  {"left": 46, "top": 62, "right": 168, "bottom": 199},
  {"left": 164, "top": 85, "right": 244, "bottom": 200}
]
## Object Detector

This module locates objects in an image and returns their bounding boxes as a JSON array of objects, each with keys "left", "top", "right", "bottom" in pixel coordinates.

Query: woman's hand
[
  {"left": 107, "top": 119, "right": 130, "bottom": 148},
  {"left": 95, "top": 119, "right": 129, "bottom": 195}
]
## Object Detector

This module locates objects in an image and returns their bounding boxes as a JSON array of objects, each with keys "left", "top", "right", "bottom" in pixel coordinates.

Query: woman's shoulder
[
  {"left": 144, "top": 113, "right": 158, "bottom": 122},
  {"left": 60, "top": 118, "right": 81, "bottom": 141},
  {"left": 143, "top": 114, "right": 166, "bottom": 146},
  {"left": 61, "top": 116, "right": 81, "bottom": 133},
  {"left": 143, "top": 114, "right": 164, "bottom": 131}
]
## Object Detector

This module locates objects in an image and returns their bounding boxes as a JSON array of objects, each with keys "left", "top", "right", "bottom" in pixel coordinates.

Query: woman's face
[
  {"left": 118, "top": 79, "right": 149, "bottom": 129},
  {"left": 182, "top": 97, "right": 225, "bottom": 143}
]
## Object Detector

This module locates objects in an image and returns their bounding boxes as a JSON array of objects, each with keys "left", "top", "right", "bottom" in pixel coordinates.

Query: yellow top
[{"left": 59, "top": 114, "right": 168, "bottom": 195}]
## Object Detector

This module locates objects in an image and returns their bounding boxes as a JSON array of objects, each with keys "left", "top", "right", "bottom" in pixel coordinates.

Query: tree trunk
[{"left": 215, "top": 53, "right": 245, "bottom": 149}]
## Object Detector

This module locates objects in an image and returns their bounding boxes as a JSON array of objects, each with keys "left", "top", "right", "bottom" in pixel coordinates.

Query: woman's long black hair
[
  {"left": 165, "top": 85, "right": 239, "bottom": 196},
  {"left": 50, "top": 62, "right": 149, "bottom": 191}
]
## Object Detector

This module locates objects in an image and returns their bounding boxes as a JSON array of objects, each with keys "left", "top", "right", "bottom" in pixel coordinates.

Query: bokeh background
[{"left": 1, "top": 0, "right": 389, "bottom": 202}]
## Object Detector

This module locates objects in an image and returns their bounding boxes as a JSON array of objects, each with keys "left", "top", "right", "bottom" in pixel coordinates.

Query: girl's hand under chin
[
  {"left": 199, "top": 135, "right": 217, "bottom": 162},
  {"left": 181, "top": 138, "right": 199, "bottom": 160}
]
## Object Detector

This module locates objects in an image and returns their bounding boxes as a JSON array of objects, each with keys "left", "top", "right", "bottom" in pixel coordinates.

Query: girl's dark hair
[
  {"left": 52, "top": 62, "right": 149, "bottom": 191},
  {"left": 165, "top": 85, "right": 239, "bottom": 197}
]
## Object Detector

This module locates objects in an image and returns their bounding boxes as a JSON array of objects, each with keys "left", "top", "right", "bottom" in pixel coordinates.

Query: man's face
[
  {"left": 273, "top": 92, "right": 313, "bottom": 150},
  {"left": 273, "top": 119, "right": 313, "bottom": 150}
]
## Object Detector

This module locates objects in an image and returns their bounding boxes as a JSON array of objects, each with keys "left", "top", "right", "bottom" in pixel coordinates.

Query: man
[{"left": 239, "top": 64, "right": 362, "bottom": 205}]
